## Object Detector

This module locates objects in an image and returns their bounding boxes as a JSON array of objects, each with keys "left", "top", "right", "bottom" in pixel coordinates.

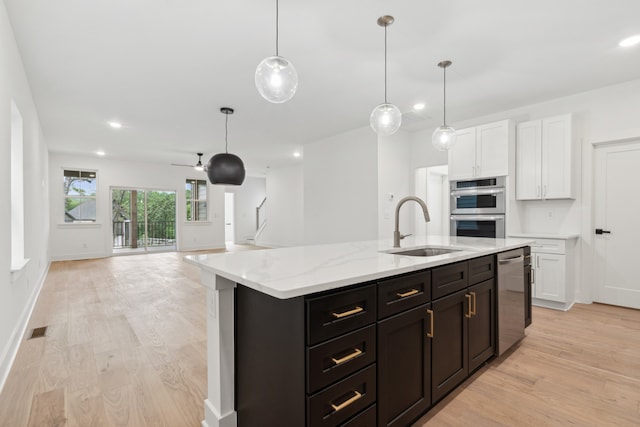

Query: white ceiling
[{"left": 5, "top": 0, "right": 640, "bottom": 175}]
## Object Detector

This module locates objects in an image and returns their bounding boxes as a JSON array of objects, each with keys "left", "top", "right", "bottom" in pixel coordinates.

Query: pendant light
[
  {"left": 207, "top": 108, "right": 246, "bottom": 185},
  {"left": 432, "top": 60, "right": 456, "bottom": 151},
  {"left": 370, "top": 15, "right": 401, "bottom": 136},
  {"left": 255, "top": 0, "right": 298, "bottom": 103}
]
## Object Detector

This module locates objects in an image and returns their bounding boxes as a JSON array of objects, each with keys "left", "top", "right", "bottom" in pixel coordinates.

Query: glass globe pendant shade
[
  {"left": 370, "top": 103, "right": 402, "bottom": 136},
  {"left": 255, "top": 55, "right": 298, "bottom": 103},
  {"left": 432, "top": 125, "right": 457, "bottom": 151}
]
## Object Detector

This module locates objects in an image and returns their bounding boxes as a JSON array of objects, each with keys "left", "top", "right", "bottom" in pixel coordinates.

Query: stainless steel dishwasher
[{"left": 497, "top": 248, "right": 525, "bottom": 355}]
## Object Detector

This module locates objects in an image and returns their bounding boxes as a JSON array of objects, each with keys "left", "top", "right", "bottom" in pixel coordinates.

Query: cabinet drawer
[
  {"left": 307, "top": 325, "right": 376, "bottom": 394},
  {"left": 307, "top": 285, "right": 377, "bottom": 345},
  {"left": 377, "top": 271, "right": 431, "bottom": 319},
  {"left": 468, "top": 255, "right": 495, "bottom": 285},
  {"left": 432, "top": 261, "right": 468, "bottom": 299},
  {"left": 530, "top": 239, "right": 565, "bottom": 254},
  {"left": 340, "top": 404, "right": 376, "bottom": 427},
  {"left": 307, "top": 364, "right": 377, "bottom": 427}
]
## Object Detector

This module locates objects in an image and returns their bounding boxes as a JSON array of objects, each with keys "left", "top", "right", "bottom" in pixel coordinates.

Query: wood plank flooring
[
  {"left": 414, "top": 303, "right": 640, "bottom": 426},
  {"left": 1, "top": 247, "right": 639, "bottom": 426}
]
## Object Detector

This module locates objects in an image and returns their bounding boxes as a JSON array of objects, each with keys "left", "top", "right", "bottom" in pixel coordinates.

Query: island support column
[{"left": 201, "top": 270, "right": 237, "bottom": 427}]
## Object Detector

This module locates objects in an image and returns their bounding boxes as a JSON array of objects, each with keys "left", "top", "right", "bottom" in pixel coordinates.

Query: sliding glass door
[{"left": 111, "top": 188, "right": 176, "bottom": 254}]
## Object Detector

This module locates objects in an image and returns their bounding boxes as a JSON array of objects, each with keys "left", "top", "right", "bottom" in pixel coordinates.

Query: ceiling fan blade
[{"left": 170, "top": 163, "right": 195, "bottom": 168}]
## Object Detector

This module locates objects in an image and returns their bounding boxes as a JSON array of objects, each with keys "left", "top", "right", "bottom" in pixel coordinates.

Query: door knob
[{"left": 595, "top": 228, "right": 611, "bottom": 235}]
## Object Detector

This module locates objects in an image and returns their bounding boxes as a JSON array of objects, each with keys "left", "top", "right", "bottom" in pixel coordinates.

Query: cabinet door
[
  {"left": 534, "top": 254, "right": 566, "bottom": 302},
  {"left": 542, "top": 115, "right": 573, "bottom": 199},
  {"left": 476, "top": 120, "right": 509, "bottom": 178},
  {"left": 516, "top": 120, "right": 542, "bottom": 200},
  {"left": 377, "top": 304, "right": 431, "bottom": 427},
  {"left": 431, "top": 290, "right": 468, "bottom": 403},
  {"left": 468, "top": 279, "right": 495, "bottom": 373},
  {"left": 448, "top": 127, "right": 476, "bottom": 180}
]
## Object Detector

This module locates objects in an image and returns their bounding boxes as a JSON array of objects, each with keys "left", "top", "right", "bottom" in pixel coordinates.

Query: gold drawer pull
[
  {"left": 465, "top": 294, "right": 472, "bottom": 318},
  {"left": 470, "top": 291, "right": 477, "bottom": 316},
  {"left": 331, "top": 348, "right": 363, "bottom": 366},
  {"left": 426, "top": 309, "right": 434, "bottom": 338},
  {"left": 332, "top": 306, "right": 363, "bottom": 319},
  {"left": 331, "top": 391, "right": 362, "bottom": 412},
  {"left": 396, "top": 289, "right": 419, "bottom": 298}
]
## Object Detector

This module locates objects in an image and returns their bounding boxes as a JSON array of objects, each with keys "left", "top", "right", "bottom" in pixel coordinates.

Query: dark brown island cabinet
[{"left": 235, "top": 249, "right": 529, "bottom": 427}]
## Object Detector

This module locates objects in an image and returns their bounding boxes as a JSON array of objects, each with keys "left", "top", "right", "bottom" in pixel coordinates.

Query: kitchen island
[{"left": 186, "top": 235, "right": 532, "bottom": 427}]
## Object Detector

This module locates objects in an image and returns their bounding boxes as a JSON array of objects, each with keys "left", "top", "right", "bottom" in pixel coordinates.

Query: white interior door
[
  {"left": 593, "top": 141, "right": 640, "bottom": 309},
  {"left": 224, "top": 192, "right": 235, "bottom": 243}
]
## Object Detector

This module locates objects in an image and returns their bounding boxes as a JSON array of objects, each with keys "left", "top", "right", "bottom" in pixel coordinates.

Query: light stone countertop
[{"left": 185, "top": 235, "right": 534, "bottom": 299}]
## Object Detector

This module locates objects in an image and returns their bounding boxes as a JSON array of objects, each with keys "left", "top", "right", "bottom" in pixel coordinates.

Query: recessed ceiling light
[
  {"left": 413, "top": 102, "right": 426, "bottom": 111},
  {"left": 293, "top": 151, "right": 301, "bottom": 158},
  {"left": 96, "top": 151, "right": 105, "bottom": 156},
  {"left": 619, "top": 34, "right": 640, "bottom": 47},
  {"left": 108, "top": 121, "right": 122, "bottom": 129}
]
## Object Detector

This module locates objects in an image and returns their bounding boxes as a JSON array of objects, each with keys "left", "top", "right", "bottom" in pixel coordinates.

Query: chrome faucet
[{"left": 394, "top": 196, "right": 430, "bottom": 248}]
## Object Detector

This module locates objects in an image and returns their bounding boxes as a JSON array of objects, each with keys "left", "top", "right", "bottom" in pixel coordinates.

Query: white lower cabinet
[
  {"left": 528, "top": 237, "right": 577, "bottom": 311},
  {"left": 534, "top": 253, "right": 565, "bottom": 302}
]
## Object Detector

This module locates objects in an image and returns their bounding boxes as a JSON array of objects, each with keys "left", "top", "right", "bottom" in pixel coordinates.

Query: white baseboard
[
  {"left": 253, "top": 241, "right": 286, "bottom": 248},
  {"left": 0, "top": 260, "right": 51, "bottom": 395},
  {"left": 532, "top": 298, "right": 574, "bottom": 312},
  {"left": 180, "top": 244, "right": 227, "bottom": 252},
  {"left": 50, "top": 251, "right": 107, "bottom": 261}
]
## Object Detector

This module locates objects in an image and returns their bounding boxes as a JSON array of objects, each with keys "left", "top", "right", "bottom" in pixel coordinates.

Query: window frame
[
  {"left": 185, "top": 178, "right": 209, "bottom": 222},
  {"left": 63, "top": 168, "right": 98, "bottom": 223}
]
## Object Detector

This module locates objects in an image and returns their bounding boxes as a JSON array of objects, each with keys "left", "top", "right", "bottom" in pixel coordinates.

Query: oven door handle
[
  {"left": 450, "top": 215, "right": 505, "bottom": 221},
  {"left": 450, "top": 188, "right": 505, "bottom": 197}
]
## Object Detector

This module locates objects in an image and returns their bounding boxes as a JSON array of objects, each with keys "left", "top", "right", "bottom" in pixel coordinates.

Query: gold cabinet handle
[
  {"left": 470, "top": 291, "right": 477, "bottom": 316},
  {"left": 465, "top": 294, "right": 472, "bottom": 318},
  {"left": 332, "top": 306, "right": 363, "bottom": 319},
  {"left": 331, "top": 391, "right": 362, "bottom": 412},
  {"left": 331, "top": 348, "right": 363, "bottom": 366},
  {"left": 426, "top": 309, "right": 434, "bottom": 338},
  {"left": 396, "top": 289, "right": 419, "bottom": 298}
]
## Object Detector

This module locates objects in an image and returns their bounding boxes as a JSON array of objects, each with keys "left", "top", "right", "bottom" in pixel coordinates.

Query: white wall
[
  {"left": 410, "top": 78, "right": 640, "bottom": 305},
  {"left": 378, "top": 130, "right": 413, "bottom": 241},
  {"left": 224, "top": 177, "right": 266, "bottom": 243},
  {"left": 48, "top": 153, "right": 225, "bottom": 260},
  {"left": 258, "top": 164, "right": 304, "bottom": 248},
  {"left": 0, "top": 1, "right": 50, "bottom": 391},
  {"left": 304, "top": 127, "right": 378, "bottom": 245}
]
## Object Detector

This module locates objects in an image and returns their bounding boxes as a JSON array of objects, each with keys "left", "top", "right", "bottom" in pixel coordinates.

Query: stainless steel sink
[{"left": 384, "top": 247, "right": 463, "bottom": 257}]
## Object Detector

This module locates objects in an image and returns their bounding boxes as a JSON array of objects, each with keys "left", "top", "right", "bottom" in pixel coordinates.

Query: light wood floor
[{"left": 0, "top": 249, "right": 638, "bottom": 427}]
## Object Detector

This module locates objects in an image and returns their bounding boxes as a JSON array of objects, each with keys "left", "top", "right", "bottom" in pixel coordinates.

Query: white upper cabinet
[
  {"left": 448, "top": 127, "right": 476, "bottom": 180},
  {"left": 516, "top": 121, "right": 542, "bottom": 199},
  {"left": 516, "top": 114, "right": 573, "bottom": 200},
  {"left": 448, "top": 120, "right": 510, "bottom": 181}
]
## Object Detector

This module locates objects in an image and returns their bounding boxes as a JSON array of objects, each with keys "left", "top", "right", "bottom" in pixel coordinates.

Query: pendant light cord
[
  {"left": 225, "top": 112, "right": 229, "bottom": 153},
  {"left": 443, "top": 65, "right": 447, "bottom": 126},
  {"left": 384, "top": 25, "right": 388, "bottom": 104},
  {"left": 275, "top": 0, "right": 279, "bottom": 57}
]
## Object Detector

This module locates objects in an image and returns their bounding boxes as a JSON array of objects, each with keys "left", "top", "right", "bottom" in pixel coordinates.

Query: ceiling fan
[{"left": 171, "top": 153, "right": 207, "bottom": 172}]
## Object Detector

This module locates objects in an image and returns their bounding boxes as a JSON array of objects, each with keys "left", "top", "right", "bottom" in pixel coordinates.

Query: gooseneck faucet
[{"left": 394, "top": 196, "right": 431, "bottom": 248}]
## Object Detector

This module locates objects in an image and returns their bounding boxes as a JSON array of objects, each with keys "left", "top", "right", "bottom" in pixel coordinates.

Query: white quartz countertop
[
  {"left": 185, "top": 235, "right": 534, "bottom": 299},
  {"left": 508, "top": 232, "right": 579, "bottom": 240}
]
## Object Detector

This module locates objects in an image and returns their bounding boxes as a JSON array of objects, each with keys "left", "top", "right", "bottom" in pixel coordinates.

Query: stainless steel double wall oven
[{"left": 450, "top": 177, "right": 506, "bottom": 238}]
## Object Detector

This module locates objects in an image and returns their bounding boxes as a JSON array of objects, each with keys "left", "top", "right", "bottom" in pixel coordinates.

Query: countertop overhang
[{"left": 185, "top": 235, "right": 534, "bottom": 299}]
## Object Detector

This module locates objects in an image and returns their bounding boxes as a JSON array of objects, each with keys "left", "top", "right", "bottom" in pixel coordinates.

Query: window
[
  {"left": 186, "top": 179, "right": 207, "bottom": 221},
  {"left": 64, "top": 169, "right": 97, "bottom": 222}
]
